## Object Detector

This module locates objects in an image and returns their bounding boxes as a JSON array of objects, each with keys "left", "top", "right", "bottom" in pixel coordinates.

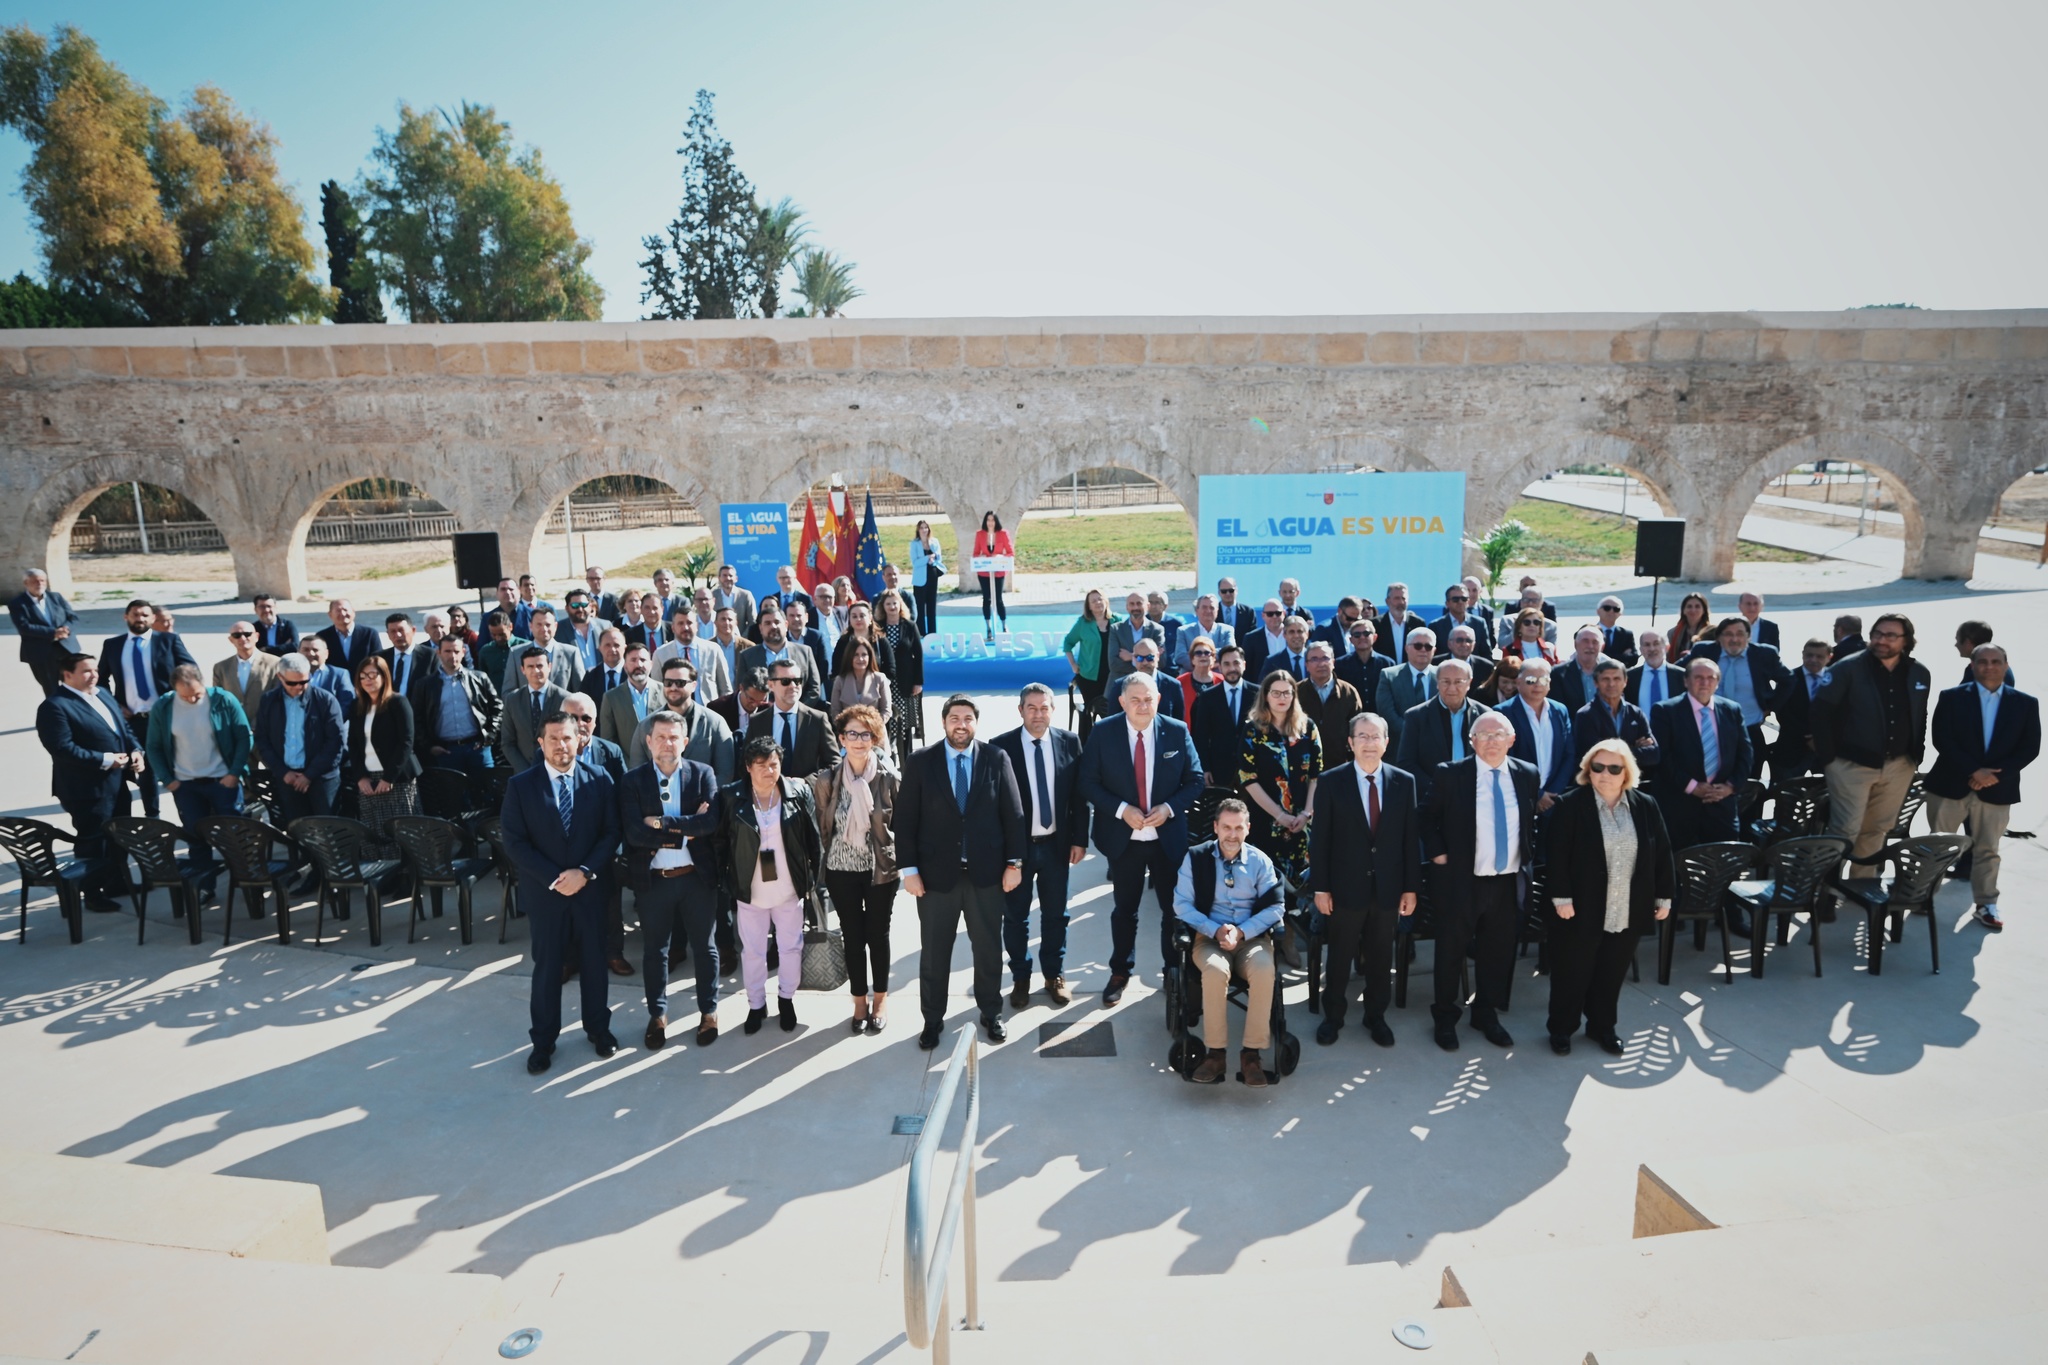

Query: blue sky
[{"left": 1, "top": 0, "right": 2041, "bottom": 319}]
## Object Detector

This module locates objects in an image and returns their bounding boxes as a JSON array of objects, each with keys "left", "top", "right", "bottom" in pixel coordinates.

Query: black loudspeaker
[
  {"left": 453, "top": 532, "right": 503, "bottom": 590},
  {"left": 1634, "top": 519, "right": 1685, "bottom": 579}
]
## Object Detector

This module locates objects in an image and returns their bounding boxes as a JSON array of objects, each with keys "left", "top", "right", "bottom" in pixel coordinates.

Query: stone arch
[
  {"left": 20, "top": 457, "right": 255, "bottom": 598},
  {"left": 1281, "top": 432, "right": 1440, "bottom": 479},
  {"left": 1733, "top": 431, "right": 1940, "bottom": 578},
  {"left": 266, "top": 455, "right": 468, "bottom": 602},
  {"left": 498, "top": 452, "right": 717, "bottom": 588},
  {"left": 1473, "top": 433, "right": 1689, "bottom": 535}
]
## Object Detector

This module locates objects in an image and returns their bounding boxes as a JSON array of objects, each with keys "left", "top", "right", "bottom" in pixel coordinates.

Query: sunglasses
[
  {"left": 662, "top": 680, "right": 691, "bottom": 689},
  {"left": 1191, "top": 648, "right": 1215, "bottom": 658},
  {"left": 229, "top": 630, "right": 253, "bottom": 639},
  {"left": 1446, "top": 595, "right": 1468, "bottom": 602},
  {"left": 1588, "top": 761, "right": 1626, "bottom": 775},
  {"left": 1599, "top": 604, "right": 1621, "bottom": 613},
  {"left": 280, "top": 677, "right": 309, "bottom": 689},
  {"left": 770, "top": 677, "right": 800, "bottom": 687},
  {"left": 1263, "top": 609, "right": 1282, "bottom": 617}
]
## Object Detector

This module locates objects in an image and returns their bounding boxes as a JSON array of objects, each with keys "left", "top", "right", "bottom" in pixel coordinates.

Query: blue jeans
[
  {"left": 171, "top": 777, "right": 244, "bottom": 892},
  {"left": 429, "top": 739, "right": 493, "bottom": 778},
  {"left": 1003, "top": 837, "right": 1073, "bottom": 981}
]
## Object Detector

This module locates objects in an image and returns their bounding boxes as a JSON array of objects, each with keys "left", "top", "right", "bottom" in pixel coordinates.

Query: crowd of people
[{"left": 14, "top": 551, "right": 2038, "bottom": 1083}]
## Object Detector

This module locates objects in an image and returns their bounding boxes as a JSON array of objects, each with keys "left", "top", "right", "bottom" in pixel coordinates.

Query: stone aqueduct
[{"left": 0, "top": 311, "right": 2043, "bottom": 600}]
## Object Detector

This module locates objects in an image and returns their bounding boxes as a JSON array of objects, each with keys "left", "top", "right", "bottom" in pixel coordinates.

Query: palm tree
[
  {"left": 752, "top": 197, "right": 808, "bottom": 318},
  {"left": 792, "top": 248, "right": 862, "bottom": 318}
]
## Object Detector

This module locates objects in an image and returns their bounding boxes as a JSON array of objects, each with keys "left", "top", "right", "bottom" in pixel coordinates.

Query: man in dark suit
[
  {"left": 1422, "top": 712, "right": 1539, "bottom": 1050},
  {"left": 500, "top": 712, "right": 621, "bottom": 1073},
  {"left": 735, "top": 602, "right": 823, "bottom": 707},
  {"left": 1688, "top": 616, "right": 1790, "bottom": 782},
  {"left": 783, "top": 601, "right": 830, "bottom": 677},
  {"left": 1593, "top": 597, "right": 1639, "bottom": 666},
  {"left": 619, "top": 711, "right": 723, "bottom": 1047},
  {"left": 1313, "top": 596, "right": 1369, "bottom": 654},
  {"left": 895, "top": 694, "right": 1026, "bottom": 1048},
  {"left": 1078, "top": 671, "right": 1206, "bottom": 1005},
  {"left": 581, "top": 566, "right": 623, "bottom": 626},
  {"left": 1111, "top": 639, "right": 1183, "bottom": 720},
  {"left": 1216, "top": 577, "right": 1258, "bottom": 645},
  {"left": 36, "top": 651, "right": 141, "bottom": 910},
  {"left": 710, "top": 667, "right": 771, "bottom": 741},
  {"left": 1241, "top": 599, "right": 1289, "bottom": 681},
  {"left": 1335, "top": 619, "right": 1387, "bottom": 704},
  {"left": 253, "top": 653, "right": 347, "bottom": 887},
  {"left": 378, "top": 613, "right": 433, "bottom": 700},
  {"left": 1772, "top": 638, "right": 1834, "bottom": 778},
  {"left": 10, "top": 568, "right": 80, "bottom": 695},
  {"left": 1441, "top": 624, "right": 1494, "bottom": 689},
  {"left": 1737, "top": 592, "right": 1781, "bottom": 650},
  {"left": 1258, "top": 614, "right": 1313, "bottom": 682},
  {"left": 1548, "top": 626, "right": 1607, "bottom": 716},
  {"left": 97, "top": 599, "right": 196, "bottom": 819},
  {"left": 993, "top": 684, "right": 1088, "bottom": 1007},
  {"left": 1497, "top": 660, "right": 1577, "bottom": 804},
  {"left": 574, "top": 627, "right": 632, "bottom": 707},
  {"left": 1309, "top": 711, "right": 1420, "bottom": 1047},
  {"left": 1649, "top": 657, "right": 1752, "bottom": 854},
  {"left": 766, "top": 564, "right": 815, "bottom": 620},
  {"left": 1427, "top": 583, "right": 1492, "bottom": 661},
  {"left": 1189, "top": 645, "right": 1252, "bottom": 841},
  {"left": 1395, "top": 657, "right": 1490, "bottom": 807},
  {"left": 1624, "top": 628, "right": 1686, "bottom": 713},
  {"left": 313, "top": 598, "right": 381, "bottom": 676},
  {"left": 1375, "top": 631, "right": 1439, "bottom": 752},
  {"left": 1372, "top": 583, "right": 1429, "bottom": 662},
  {"left": 1572, "top": 658, "right": 1659, "bottom": 768},
  {"left": 251, "top": 594, "right": 299, "bottom": 657},
  {"left": 1926, "top": 645, "right": 2040, "bottom": 931},
  {"left": 1831, "top": 614, "right": 1865, "bottom": 664},
  {"left": 744, "top": 660, "right": 833, "bottom": 777}
]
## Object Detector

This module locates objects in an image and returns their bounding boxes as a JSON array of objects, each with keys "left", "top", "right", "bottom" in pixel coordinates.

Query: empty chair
[
  {"left": 288, "top": 817, "right": 404, "bottom": 947},
  {"left": 1658, "top": 843, "right": 1758, "bottom": 985},
  {"left": 389, "top": 816, "right": 493, "bottom": 945},
  {"left": 476, "top": 815, "right": 524, "bottom": 944},
  {"left": 1746, "top": 775, "right": 1830, "bottom": 847},
  {"left": 104, "top": 816, "right": 210, "bottom": 946},
  {"left": 1831, "top": 833, "right": 1969, "bottom": 976},
  {"left": 195, "top": 814, "right": 298, "bottom": 946},
  {"left": 239, "top": 767, "right": 280, "bottom": 827},
  {"left": 0, "top": 817, "right": 91, "bottom": 945},
  {"left": 417, "top": 767, "right": 491, "bottom": 841},
  {"left": 1723, "top": 834, "right": 1851, "bottom": 978},
  {"left": 1886, "top": 773, "right": 1929, "bottom": 843}
]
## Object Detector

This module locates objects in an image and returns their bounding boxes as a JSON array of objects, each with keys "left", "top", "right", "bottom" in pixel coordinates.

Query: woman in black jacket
[
  {"left": 347, "top": 656, "right": 422, "bottom": 854},
  {"left": 1544, "top": 738, "right": 1676, "bottom": 1056},
  {"left": 876, "top": 589, "right": 925, "bottom": 766},
  {"left": 718, "top": 736, "right": 824, "bottom": 1036}
]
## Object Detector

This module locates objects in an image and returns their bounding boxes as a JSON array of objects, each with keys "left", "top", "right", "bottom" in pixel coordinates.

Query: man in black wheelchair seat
[{"left": 1170, "top": 798, "right": 1283, "bottom": 1086}]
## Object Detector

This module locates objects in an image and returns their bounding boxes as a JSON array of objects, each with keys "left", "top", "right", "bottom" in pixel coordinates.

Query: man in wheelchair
[{"left": 1170, "top": 798, "right": 1283, "bottom": 1086}]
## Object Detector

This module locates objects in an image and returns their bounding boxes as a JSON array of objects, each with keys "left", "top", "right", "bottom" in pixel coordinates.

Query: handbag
[{"left": 799, "top": 886, "right": 848, "bottom": 991}]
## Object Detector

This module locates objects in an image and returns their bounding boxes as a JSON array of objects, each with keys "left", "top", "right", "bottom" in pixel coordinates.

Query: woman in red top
[{"left": 972, "top": 510, "right": 1013, "bottom": 643}]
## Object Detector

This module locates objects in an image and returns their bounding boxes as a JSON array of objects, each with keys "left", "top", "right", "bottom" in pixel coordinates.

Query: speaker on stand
[
  {"left": 1633, "top": 519, "right": 1685, "bottom": 623},
  {"left": 453, "top": 532, "right": 503, "bottom": 622}
]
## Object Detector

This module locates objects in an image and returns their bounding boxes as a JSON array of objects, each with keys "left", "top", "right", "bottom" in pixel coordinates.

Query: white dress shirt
[
  {"left": 64, "top": 683, "right": 130, "bottom": 768},
  {"left": 1024, "top": 730, "right": 1057, "bottom": 838},
  {"left": 1472, "top": 756, "right": 1522, "bottom": 876},
  {"left": 649, "top": 761, "right": 693, "bottom": 869},
  {"left": 1120, "top": 719, "right": 1161, "bottom": 841},
  {"left": 1353, "top": 760, "right": 1384, "bottom": 825}
]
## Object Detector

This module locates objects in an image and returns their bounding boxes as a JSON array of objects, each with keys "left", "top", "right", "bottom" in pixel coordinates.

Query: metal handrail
[{"left": 904, "top": 1026, "right": 982, "bottom": 1361}]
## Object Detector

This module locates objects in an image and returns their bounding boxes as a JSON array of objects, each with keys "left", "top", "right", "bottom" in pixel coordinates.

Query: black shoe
[
  {"left": 1482, "top": 1023, "right": 1513, "bottom": 1048},
  {"left": 918, "top": 1026, "right": 942, "bottom": 1051},
  {"left": 525, "top": 1049, "right": 552, "bottom": 1075},
  {"left": 778, "top": 997, "right": 798, "bottom": 1032},
  {"left": 1550, "top": 1035, "right": 1572, "bottom": 1055},
  {"left": 591, "top": 1033, "right": 619, "bottom": 1058},
  {"left": 1103, "top": 974, "right": 1129, "bottom": 1006},
  {"left": 1435, "top": 1026, "right": 1459, "bottom": 1052},
  {"left": 1368, "top": 1019, "right": 1395, "bottom": 1048},
  {"left": 982, "top": 1015, "right": 1006, "bottom": 1044},
  {"left": 84, "top": 894, "right": 123, "bottom": 914},
  {"left": 743, "top": 1006, "right": 767, "bottom": 1035},
  {"left": 1010, "top": 978, "right": 1030, "bottom": 1009},
  {"left": 1315, "top": 1019, "right": 1341, "bottom": 1046},
  {"left": 1592, "top": 1032, "right": 1625, "bottom": 1056},
  {"left": 645, "top": 1017, "right": 666, "bottom": 1051}
]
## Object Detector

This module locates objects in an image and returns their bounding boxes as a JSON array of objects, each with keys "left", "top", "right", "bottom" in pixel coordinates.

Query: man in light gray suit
[
  {"left": 652, "top": 607, "right": 732, "bottom": 700},
  {"left": 630, "top": 656, "right": 735, "bottom": 783},
  {"left": 211, "top": 620, "right": 280, "bottom": 722},
  {"left": 499, "top": 605, "right": 584, "bottom": 695},
  {"left": 598, "top": 644, "right": 666, "bottom": 761},
  {"left": 501, "top": 646, "right": 571, "bottom": 772},
  {"left": 1374, "top": 628, "right": 1439, "bottom": 752},
  {"left": 710, "top": 563, "right": 758, "bottom": 642}
]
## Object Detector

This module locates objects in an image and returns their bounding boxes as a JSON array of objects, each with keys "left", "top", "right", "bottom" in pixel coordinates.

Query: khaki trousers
[
  {"left": 1825, "top": 756, "right": 1918, "bottom": 862},
  {"left": 1924, "top": 792, "right": 2011, "bottom": 905},
  {"left": 1195, "top": 932, "right": 1274, "bottom": 1050}
]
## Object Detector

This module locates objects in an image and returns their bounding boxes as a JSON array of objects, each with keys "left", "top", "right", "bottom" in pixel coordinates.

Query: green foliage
[
  {"left": 320, "top": 180, "right": 383, "bottom": 323},
  {"left": 0, "top": 24, "right": 329, "bottom": 325},
  {"left": 640, "top": 91, "right": 763, "bottom": 320},
  {"left": 0, "top": 271, "right": 96, "bottom": 326},
  {"left": 792, "top": 248, "right": 861, "bottom": 318},
  {"left": 681, "top": 541, "right": 720, "bottom": 590},
  {"left": 1469, "top": 518, "right": 1530, "bottom": 611},
  {"left": 356, "top": 102, "right": 603, "bottom": 323},
  {"left": 752, "top": 196, "right": 807, "bottom": 319},
  {"left": 1854, "top": 303, "right": 1922, "bottom": 310}
]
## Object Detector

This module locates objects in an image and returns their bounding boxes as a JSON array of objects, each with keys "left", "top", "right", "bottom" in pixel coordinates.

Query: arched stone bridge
[{"left": 2, "top": 311, "right": 2042, "bottom": 598}]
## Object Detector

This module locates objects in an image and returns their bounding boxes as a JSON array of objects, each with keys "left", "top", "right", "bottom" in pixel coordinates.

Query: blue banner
[
  {"left": 922, "top": 609, "right": 1086, "bottom": 692},
  {"left": 720, "top": 503, "right": 790, "bottom": 604},
  {"left": 1198, "top": 471, "right": 1466, "bottom": 611}
]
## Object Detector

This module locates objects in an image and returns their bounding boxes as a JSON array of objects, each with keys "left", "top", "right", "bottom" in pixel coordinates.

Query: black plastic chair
[
  {"left": 288, "top": 817, "right": 404, "bottom": 947},
  {"left": 195, "top": 814, "right": 298, "bottom": 946},
  {"left": 0, "top": 817, "right": 90, "bottom": 945},
  {"left": 1887, "top": 773, "right": 1929, "bottom": 842},
  {"left": 1723, "top": 835, "right": 1850, "bottom": 979},
  {"left": 418, "top": 768, "right": 491, "bottom": 841},
  {"left": 1832, "top": 833, "right": 1968, "bottom": 975},
  {"left": 104, "top": 816, "right": 209, "bottom": 945},
  {"left": 1659, "top": 843, "right": 1758, "bottom": 984},
  {"left": 477, "top": 815, "right": 524, "bottom": 943},
  {"left": 389, "top": 816, "right": 493, "bottom": 945},
  {"left": 240, "top": 767, "right": 280, "bottom": 827},
  {"left": 1746, "top": 775, "right": 1830, "bottom": 847}
]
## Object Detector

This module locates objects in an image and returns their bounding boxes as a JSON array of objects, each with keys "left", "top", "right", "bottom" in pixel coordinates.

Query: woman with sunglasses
[
  {"left": 1507, "top": 608, "right": 1561, "bottom": 664},
  {"left": 810, "top": 704, "right": 900, "bottom": 1035},
  {"left": 1543, "top": 738, "right": 1675, "bottom": 1056}
]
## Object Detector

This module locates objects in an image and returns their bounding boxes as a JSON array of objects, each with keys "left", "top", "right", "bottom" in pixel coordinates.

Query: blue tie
[
  {"left": 394, "top": 652, "right": 409, "bottom": 694},
  {"left": 131, "top": 637, "right": 151, "bottom": 704},
  {"left": 1698, "top": 705, "right": 1721, "bottom": 780},
  {"left": 953, "top": 752, "right": 971, "bottom": 813},
  {"left": 1450, "top": 708, "right": 1464, "bottom": 762},
  {"left": 1646, "top": 670, "right": 1661, "bottom": 709},
  {"left": 556, "top": 773, "right": 574, "bottom": 835},
  {"left": 781, "top": 711, "right": 796, "bottom": 763},
  {"left": 1033, "top": 738, "right": 1053, "bottom": 823},
  {"left": 1491, "top": 767, "right": 1509, "bottom": 873}
]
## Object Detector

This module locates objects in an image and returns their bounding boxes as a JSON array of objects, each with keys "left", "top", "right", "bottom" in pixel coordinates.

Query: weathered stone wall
[{"left": 1, "top": 311, "right": 2042, "bottom": 598}]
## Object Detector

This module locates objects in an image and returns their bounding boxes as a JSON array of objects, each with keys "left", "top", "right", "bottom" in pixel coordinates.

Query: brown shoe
[
  {"left": 609, "top": 956, "right": 635, "bottom": 977},
  {"left": 1044, "top": 976, "right": 1073, "bottom": 1005},
  {"left": 1240, "top": 1049, "right": 1268, "bottom": 1088},
  {"left": 1010, "top": 977, "right": 1030, "bottom": 1009},
  {"left": 1190, "top": 1053, "right": 1227, "bottom": 1084},
  {"left": 644, "top": 1016, "right": 666, "bottom": 1051}
]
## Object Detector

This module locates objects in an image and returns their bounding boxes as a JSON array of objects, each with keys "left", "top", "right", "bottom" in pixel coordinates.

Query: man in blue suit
[
  {"left": 251, "top": 594, "right": 299, "bottom": 657},
  {"left": 313, "top": 598, "right": 382, "bottom": 676},
  {"left": 1394, "top": 657, "right": 1491, "bottom": 808},
  {"left": 993, "top": 683, "right": 1089, "bottom": 1007},
  {"left": 1546, "top": 627, "right": 1608, "bottom": 717},
  {"left": 1078, "top": 671, "right": 1205, "bottom": 1005},
  {"left": 97, "top": 599, "right": 196, "bottom": 819},
  {"left": 501, "top": 711, "right": 622, "bottom": 1073},
  {"left": 10, "top": 567, "right": 80, "bottom": 695},
  {"left": 36, "top": 651, "right": 141, "bottom": 911},
  {"left": 1688, "top": 615, "right": 1789, "bottom": 782},
  {"left": 1496, "top": 660, "right": 1576, "bottom": 807},
  {"left": 254, "top": 654, "right": 348, "bottom": 889},
  {"left": 1926, "top": 644, "right": 2041, "bottom": 931},
  {"left": 1649, "top": 657, "right": 1752, "bottom": 857}
]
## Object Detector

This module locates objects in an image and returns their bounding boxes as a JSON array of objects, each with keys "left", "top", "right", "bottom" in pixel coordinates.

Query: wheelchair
[{"left": 1162, "top": 923, "right": 1302, "bottom": 1085}]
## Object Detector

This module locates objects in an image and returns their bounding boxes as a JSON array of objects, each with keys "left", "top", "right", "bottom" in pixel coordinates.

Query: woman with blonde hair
[
  {"left": 1061, "top": 587, "right": 1119, "bottom": 742},
  {"left": 810, "top": 704, "right": 900, "bottom": 1035}
]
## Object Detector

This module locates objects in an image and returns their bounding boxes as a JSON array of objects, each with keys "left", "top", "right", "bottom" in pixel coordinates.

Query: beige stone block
[
  {"left": 1258, "top": 333, "right": 1311, "bottom": 365},
  {"left": 1755, "top": 330, "right": 1804, "bottom": 363},
  {"left": 24, "top": 347, "right": 75, "bottom": 378},
  {"left": 1418, "top": 332, "right": 1465, "bottom": 365},
  {"left": 1314, "top": 333, "right": 1367, "bottom": 366},
  {"left": 237, "top": 347, "right": 288, "bottom": 378},
  {"left": 964, "top": 334, "right": 1006, "bottom": 367},
  {"left": 1609, "top": 331, "right": 1653, "bottom": 364},
  {"left": 909, "top": 335, "right": 963, "bottom": 368},
  {"left": 1004, "top": 334, "right": 1056, "bottom": 366},
  {"left": 1901, "top": 329, "right": 1953, "bottom": 362},
  {"left": 1057, "top": 334, "right": 1102, "bottom": 367},
  {"left": 856, "top": 335, "right": 908, "bottom": 368},
  {"left": 1465, "top": 332, "right": 1523, "bottom": 365},
  {"left": 1098, "top": 334, "right": 1145, "bottom": 366},
  {"left": 1951, "top": 328, "right": 2005, "bottom": 362},
  {"left": 639, "top": 339, "right": 696, "bottom": 372},
  {"left": 193, "top": 346, "right": 240, "bottom": 377},
  {"left": 0, "top": 348, "right": 25, "bottom": 376},
  {"left": 484, "top": 341, "right": 532, "bottom": 375},
  {"left": 432, "top": 344, "right": 484, "bottom": 376},
  {"left": 1650, "top": 329, "right": 1700, "bottom": 362},
  {"left": 1813, "top": 330, "right": 1861, "bottom": 362},
  {"left": 328, "top": 345, "right": 388, "bottom": 379},
  {"left": 2004, "top": 329, "right": 2048, "bottom": 361},
  {"left": 78, "top": 347, "right": 130, "bottom": 377},
  {"left": 1367, "top": 332, "right": 1418, "bottom": 365},
  {"left": 1522, "top": 330, "right": 1604, "bottom": 364},
  {"left": 809, "top": 336, "right": 855, "bottom": 369},
  {"left": 531, "top": 340, "right": 583, "bottom": 373},
  {"left": 1858, "top": 329, "right": 1911, "bottom": 363},
  {"left": 1210, "top": 333, "right": 1259, "bottom": 364},
  {"left": 286, "top": 348, "right": 335, "bottom": 379},
  {"left": 774, "top": 341, "right": 810, "bottom": 368},
  {"left": 582, "top": 339, "right": 638, "bottom": 373},
  {"left": 1148, "top": 333, "right": 1208, "bottom": 365},
  {"left": 1699, "top": 329, "right": 1757, "bottom": 362},
  {"left": 127, "top": 347, "right": 193, "bottom": 378}
]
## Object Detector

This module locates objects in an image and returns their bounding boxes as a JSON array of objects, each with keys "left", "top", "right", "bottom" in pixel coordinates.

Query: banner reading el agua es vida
[
  {"left": 720, "top": 503, "right": 790, "bottom": 604},
  {"left": 1199, "top": 472, "right": 1465, "bottom": 610}
]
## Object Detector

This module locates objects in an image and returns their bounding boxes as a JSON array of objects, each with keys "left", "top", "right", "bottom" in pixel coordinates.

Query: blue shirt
[
  {"left": 1717, "top": 650, "right": 1763, "bottom": 726},
  {"left": 1977, "top": 683, "right": 2004, "bottom": 749},
  {"left": 1173, "top": 841, "right": 1284, "bottom": 940},
  {"left": 570, "top": 623, "right": 603, "bottom": 669},
  {"left": 282, "top": 692, "right": 307, "bottom": 769},
  {"left": 436, "top": 669, "right": 479, "bottom": 741}
]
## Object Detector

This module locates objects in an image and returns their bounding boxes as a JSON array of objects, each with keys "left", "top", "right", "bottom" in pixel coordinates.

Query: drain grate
[
  {"left": 1037, "top": 1021, "right": 1117, "bottom": 1057},
  {"left": 891, "top": 1114, "right": 925, "bottom": 1136}
]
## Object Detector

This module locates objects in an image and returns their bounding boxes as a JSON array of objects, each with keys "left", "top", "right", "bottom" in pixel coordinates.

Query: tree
[
  {"left": 355, "top": 102, "right": 603, "bottom": 323},
  {"left": 640, "top": 90, "right": 763, "bottom": 320},
  {"left": 320, "top": 180, "right": 383, "bottom": 323},
  {"left": 792, "top": 248, "right": 862, "bottom": 318},
  {"left": 751, "top": 196, "right": 807, "bottom": 319},
  {"left": 0, "top": 272, "right": 94, "bottom": 326},
  {"left": 1469, "top": 519, "right": 1530, "bottom": 613},
  {"left": 0, "top": 24, "right": 329, "bottom": 325}
]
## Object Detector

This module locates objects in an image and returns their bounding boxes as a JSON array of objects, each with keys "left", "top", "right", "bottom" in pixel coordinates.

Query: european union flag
[{"left": 854, "top": 492, "right": 887, "bottom": 602}]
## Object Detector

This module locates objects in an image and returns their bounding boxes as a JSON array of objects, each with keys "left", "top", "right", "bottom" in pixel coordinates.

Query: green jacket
[
  {"left": 478, "top": 635, "right": 532, "bottom": 690},
  {"left": 145, "top": 687, "right": 254, "bottom": 781},
  {"left": 1062, "top": 612, "right": 1123, "bottom": 678}
]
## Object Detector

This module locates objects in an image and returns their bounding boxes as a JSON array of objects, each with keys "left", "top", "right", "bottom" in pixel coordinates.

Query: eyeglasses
[
  {"left": 843, "top": 730, "right": 875, "bottom": 743},
  {"left": 228, "top": 630, "right": 253, "bottom": 639},
  {"left": 1587, "top": 761, "right": 1626, "bottom": 775},
  {"left": 1871, "top": 629, "right": 1906, "bottom": 640},
  {"left": 1190, "top": 648, "right": 1215, "bottom": 658}
]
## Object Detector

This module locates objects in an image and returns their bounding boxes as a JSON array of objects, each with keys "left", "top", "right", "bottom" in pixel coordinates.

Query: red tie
[
  {"left": 1133, "top": 729, "right": 1148, "bottom": 811},
  {"left": 1367, "top": 773, "right": 1380, "bottom": 829}
]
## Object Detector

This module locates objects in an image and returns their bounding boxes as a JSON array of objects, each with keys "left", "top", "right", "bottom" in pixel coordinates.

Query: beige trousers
[
  {"left": 1195, "top": 932, "right": 1275, "bottom": 1050},
  {"left": 1825, "top": 756, "right": 1918, "bottom": 862},
  {"left": 1924, "top": 792, "right": 2011, "bottom": 905}
]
